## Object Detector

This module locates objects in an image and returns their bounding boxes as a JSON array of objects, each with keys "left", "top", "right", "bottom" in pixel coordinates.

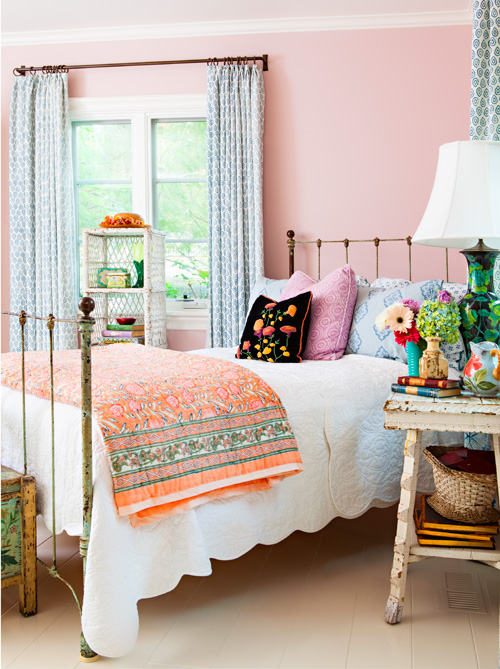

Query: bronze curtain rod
[{"left": 13, "top": 54, "right": 269, "bottom": 76}]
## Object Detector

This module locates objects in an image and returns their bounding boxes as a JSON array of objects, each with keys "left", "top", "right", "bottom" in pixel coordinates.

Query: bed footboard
[{"left": 1, "top": 298, "right": 99, "bottom": 663}]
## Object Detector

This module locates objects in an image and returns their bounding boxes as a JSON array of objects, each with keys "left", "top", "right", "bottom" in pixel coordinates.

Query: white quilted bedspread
[{"left": 1, "top": 349, "right": 454, "bottom": 657}]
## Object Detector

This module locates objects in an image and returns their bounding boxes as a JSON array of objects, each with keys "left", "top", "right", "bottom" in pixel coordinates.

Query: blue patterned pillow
[
  {"left": 440, "top": 337, "right": 467, "bottom": 373},
  {"left": 442, "top": 282, "right": 467, "bottom": 303},
  {"left": 438, "top": 282, "right": 468, "bottom": 372},
  {"left": 346, "top": 280, "right": 442, "bottom": 362},
  {"left": 371, "top": 277, "right": 412, "bottom": 289}
]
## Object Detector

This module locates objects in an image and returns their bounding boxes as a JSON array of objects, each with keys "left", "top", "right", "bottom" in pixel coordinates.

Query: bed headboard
[{"left": 286, "top": 229, "right": 450, "bottom": 282}]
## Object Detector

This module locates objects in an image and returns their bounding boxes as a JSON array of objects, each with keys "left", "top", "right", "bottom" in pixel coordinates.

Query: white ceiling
[{"left": 1, "top": 0, "right": 474, "bottom": 45}]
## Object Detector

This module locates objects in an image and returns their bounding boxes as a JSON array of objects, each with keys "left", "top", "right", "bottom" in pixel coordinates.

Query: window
[
  {"left": 153, "top": 120, "right": 208, "bottom": 298},
  {"left": 73, "top": 121, "right": 133, "bottom": 236},
  {"left": 70, "top": 95, "right": 208, "bottom": 300}
]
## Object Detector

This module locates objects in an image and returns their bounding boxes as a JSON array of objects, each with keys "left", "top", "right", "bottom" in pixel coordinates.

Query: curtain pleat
[
  {"left": 9, "top": 73, "right": 77, "bottom": 350},
  {"left": 207, "top": 65, "right": 265, "bottom": 348},
  {"left": 470, "top": 0, "right": 500, "bottom": 140}
]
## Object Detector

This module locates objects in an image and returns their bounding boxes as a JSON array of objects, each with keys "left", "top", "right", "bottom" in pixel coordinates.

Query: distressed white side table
[{"left": 383, "top": 393, "right": 500, "bottom": 624}]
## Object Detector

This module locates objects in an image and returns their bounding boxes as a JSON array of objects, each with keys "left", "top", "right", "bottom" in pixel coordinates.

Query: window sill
[{"left": 165, "top": 308, "right": 208, "bottom": 331}]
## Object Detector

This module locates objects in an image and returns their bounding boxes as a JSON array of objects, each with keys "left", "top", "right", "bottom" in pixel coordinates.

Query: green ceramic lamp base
[{"left": 458, "top": 240, "right": 500, "bottom": 359}]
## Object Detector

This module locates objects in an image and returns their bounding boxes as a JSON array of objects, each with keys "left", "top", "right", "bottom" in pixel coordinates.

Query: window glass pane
[
  {"left": 76, "top": 123, "right": 132, "bottom": 180},
  {"left": 78, "top": 184, "right": 132, "bottom": 234},
  {"left": 165, "top": 241, "right": 209, "bottom": 299},
  {"left": 157, "top": 182, "right": 207, "bottom": 240},
  {"left": 156, "top": 121, "right": 206, "bottom": 179}
]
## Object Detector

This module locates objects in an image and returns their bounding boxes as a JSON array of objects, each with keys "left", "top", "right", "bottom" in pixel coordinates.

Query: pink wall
[
  {"left": 1, "top": 25, "right": 473, "bottom": 350},
  {"left": 166, "top": 329, "right": 206, "bottom": 352}
]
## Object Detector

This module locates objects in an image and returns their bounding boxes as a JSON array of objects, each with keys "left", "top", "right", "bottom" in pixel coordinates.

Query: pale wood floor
[{"left": 2, "top": 505, "right": 499, "bottom": 669}]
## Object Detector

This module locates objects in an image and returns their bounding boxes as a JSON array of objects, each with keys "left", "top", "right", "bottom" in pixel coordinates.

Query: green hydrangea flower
[{"left": 416, "top": 299, "right": 461, "bottom": 343}]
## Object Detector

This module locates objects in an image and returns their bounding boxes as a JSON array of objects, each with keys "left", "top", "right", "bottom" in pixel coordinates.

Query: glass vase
[
  {"left": 133, "top": 260, "right": 144, "bottom": 288},
  {"left": 419, "top": 336, "right": 448, "bottom": 379},
  {"left": 406, "top": 341, "right": 422, "bottom": 377}
]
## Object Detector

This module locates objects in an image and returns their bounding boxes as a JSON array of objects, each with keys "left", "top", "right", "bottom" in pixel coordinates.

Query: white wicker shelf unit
[{"left": 82, "top": 228, "right": 167, "bottom": 348}]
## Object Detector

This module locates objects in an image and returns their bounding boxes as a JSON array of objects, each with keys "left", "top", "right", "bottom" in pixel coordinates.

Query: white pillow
[{"left": 248, "top": 277, "right": 288, "bottom": 313}]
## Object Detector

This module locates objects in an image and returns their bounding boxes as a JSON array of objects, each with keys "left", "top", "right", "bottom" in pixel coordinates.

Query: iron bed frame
[
  {"left": 2, "top": 232, "right": 451, "bottom": 662},
  {"left": 2, "top": 298, "right": 97, "bottom": 662}
]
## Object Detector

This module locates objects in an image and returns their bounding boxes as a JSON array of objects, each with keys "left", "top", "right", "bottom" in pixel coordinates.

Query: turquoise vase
[{"left": 406, "top": 341, "right": 422, "bottom": 377}]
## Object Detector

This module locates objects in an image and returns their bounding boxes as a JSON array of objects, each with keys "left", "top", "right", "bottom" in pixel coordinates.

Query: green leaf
[
  {"left": 464, "top": 311, "right": 478, "bottom": 326},
  {"left": 478, "top": 381, "right": 497, "bottom": 391},
  {"left": 484, "top": 329, "right": 500, "bottom": 341},
  {"left": 474, "top": 368, "right": 487, "bottom": 384},
  {"left": 1, "top": 553, "right": 18, "bottom": 571},
  {"left": 463, "top": 377, "right": 475, "bottom": 391}
]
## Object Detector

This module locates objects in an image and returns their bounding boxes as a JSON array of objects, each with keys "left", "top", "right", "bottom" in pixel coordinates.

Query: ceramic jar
[
  {"left": 462, "top": 341, "right": 500, "bottom": 397},
  {"left": 419, "top": 337, "right": 448, "bottom": 380},
  {"left": 106, "top": 272, "right": 131, "bottom": 288}
]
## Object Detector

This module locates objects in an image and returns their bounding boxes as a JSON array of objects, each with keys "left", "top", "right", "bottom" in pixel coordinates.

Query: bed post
[
  {"left": 287, "top": 230, "right": 295, "bottom": 277},
  {"left": 77, "top": 297, "right": 99, "bottom": 664}
]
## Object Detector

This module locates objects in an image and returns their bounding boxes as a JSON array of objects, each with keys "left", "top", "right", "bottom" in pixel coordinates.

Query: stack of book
[
  {"left": 415, "top": 495, "right": 498, "bottom": 549},
  {"left": 100, "top": 322, "right": 145, "bottom": 344},
  {"left": 391, "top": 376, "right": 461, "bottom": 398}
]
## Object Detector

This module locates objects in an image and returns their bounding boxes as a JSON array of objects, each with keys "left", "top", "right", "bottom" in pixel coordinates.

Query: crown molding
[{"left": 2, "top": 9, "right": 474, "bottom": 47}]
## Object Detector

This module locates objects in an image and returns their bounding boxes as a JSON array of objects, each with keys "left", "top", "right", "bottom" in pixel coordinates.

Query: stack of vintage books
[
  {"left": 100, "top": 323, "right": 145, "bottom": 345},
  {"left": 391, "top": 376, "right": 461, "bottom": 398},
  {"left": 415, "top": 495, "right": 498, "bottom": 549}
]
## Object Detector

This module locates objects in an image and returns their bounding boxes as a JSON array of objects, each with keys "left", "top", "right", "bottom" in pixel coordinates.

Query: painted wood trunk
[{"left": 1, "top": 465, "right": 37, "bottom": 616}]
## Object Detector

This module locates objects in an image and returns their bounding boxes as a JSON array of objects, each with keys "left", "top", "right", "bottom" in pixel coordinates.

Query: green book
[{"left": 106, "top": 323, "right": 144, "bottom": 331}]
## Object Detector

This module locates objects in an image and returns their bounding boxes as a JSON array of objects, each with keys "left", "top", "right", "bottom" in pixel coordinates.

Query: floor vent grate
[{"left": 436, "top": 571, "right": 487, "bottom": 614}]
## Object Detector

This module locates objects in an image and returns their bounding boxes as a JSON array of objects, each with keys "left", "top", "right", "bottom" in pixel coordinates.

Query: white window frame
[
  {"left": 69, "top": 94, "right": 209, "bottom": 329},
  {"left": 69, "top": 94, "right": 207, "bottom": 224}
]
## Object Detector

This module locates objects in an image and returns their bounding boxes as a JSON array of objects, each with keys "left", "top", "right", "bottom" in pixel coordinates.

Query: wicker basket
[{"left": 423, "top": 445, "right": 499, "bottom": 524}]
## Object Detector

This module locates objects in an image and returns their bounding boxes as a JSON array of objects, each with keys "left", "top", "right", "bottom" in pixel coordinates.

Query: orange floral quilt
[{"left": 1, "top": 344, "right": 302, "bottom": 526}]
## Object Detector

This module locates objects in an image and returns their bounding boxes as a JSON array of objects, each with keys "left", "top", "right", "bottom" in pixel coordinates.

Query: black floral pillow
[{"left": 236, "top": 291, "right": 312, "bottom": 363}]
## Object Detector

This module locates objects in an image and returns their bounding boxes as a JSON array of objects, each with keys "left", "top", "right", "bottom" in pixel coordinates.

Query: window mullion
[{"left": 131, "top": 112, "right": 149, "bottom": 222}]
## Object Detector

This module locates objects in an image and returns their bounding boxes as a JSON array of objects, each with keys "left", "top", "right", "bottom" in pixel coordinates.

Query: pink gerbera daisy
[{"left": 385, "top": 303, "right": 413, "bottom": 333}]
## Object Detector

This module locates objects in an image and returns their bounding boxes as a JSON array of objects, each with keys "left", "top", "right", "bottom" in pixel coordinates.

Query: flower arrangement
[
  {"left": 416, "top": 290, "right": 461, "bottom": 344},
  {"left": 376, "top": 290, "right": 461, "bottom": 349},
  {"left": 376, "top": 299, "right": 425, "bottom": 350}
]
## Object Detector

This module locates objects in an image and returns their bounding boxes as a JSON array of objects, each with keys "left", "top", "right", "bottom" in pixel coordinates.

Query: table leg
[
  {"left": 385, "top": 428, "right": 421, "bottom": 624},
  {"left": 493, "top": 435, "right": 500, "bottom": 498},
  {"left": 19, "top": 476, "right": 37, "bottom": 616}
]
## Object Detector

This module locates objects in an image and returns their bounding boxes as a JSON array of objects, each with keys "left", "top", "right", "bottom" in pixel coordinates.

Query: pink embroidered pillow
[{"left": 280, "top": 265, "right": 357, "bottom": 360}]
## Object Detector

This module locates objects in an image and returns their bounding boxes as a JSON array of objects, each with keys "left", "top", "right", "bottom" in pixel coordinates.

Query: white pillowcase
[{"left": 248, "top": 277, "right": 289, "bottom": 314}]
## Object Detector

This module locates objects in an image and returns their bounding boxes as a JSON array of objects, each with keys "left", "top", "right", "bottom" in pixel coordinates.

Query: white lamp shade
[{"left": 412, "top": 141, "right": 500, "bottom": 249}]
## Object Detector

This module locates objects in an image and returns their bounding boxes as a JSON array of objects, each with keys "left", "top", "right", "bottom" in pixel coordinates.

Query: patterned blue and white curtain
[
  {"left": 206, "top": 65, "right": 265, "bottom": 348},
  {"left": 469, "top": 1, "right": 499, "bottom": 451},
  {"left": 9, "top": 73, "right": 77, "bottom": 351},
  {"left": 470, "top": 0, "right": 500, "bottom": 140}
]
